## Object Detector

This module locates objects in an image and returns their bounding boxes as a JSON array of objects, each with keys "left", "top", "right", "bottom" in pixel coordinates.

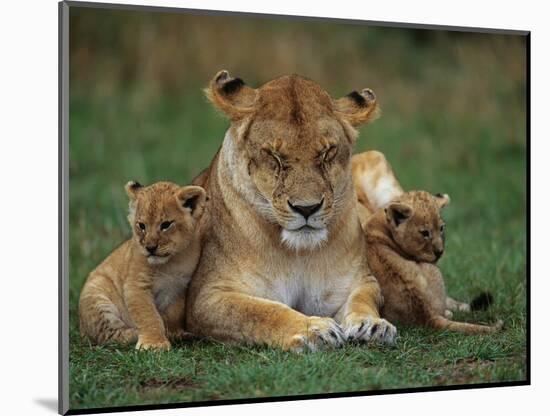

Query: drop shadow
[{"left": 34, "top": 398, "right": 58, "bottom": 413}]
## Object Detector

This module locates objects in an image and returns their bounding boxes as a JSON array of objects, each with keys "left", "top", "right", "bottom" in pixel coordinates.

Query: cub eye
[
  {"left": 160, "top": 221, "right": 173, "bottom": 231},
  {"left": 420, "top": 230, "right": 431, "bottom": 239},
  {"left": 137, "top": 222, "right": 146, "bottom": 231},
  {"left": 322, "top": 146, "right": 338, "bottom": 163}
]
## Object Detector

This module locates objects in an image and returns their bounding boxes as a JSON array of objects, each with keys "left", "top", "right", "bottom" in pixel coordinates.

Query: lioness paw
[
  {"left": 344, "top": 317, "right": 397, "bottom": 345},
  {"left": 286, "top": 317, "right": 345, "bottom": 353},
  {"left": 135, "top": 335, "right": 172, "bottom": 351}
]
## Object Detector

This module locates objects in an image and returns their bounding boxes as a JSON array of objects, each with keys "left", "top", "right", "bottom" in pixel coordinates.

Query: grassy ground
[
  {"left": 67, "top": 14, "right": 527, "bottom": 411},
  {"left": 68, "top": 89, "right": 527, "bottom": 411}
]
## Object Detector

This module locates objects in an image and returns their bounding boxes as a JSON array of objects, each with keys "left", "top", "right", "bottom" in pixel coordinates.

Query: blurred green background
[{"left": 68, "top": 6, "right": 527, "bottom": 411}]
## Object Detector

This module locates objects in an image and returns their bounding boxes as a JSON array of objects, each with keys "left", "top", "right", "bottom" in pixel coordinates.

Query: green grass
[{"left": 70, "top": 328, "right": 525, "bottom": 408}]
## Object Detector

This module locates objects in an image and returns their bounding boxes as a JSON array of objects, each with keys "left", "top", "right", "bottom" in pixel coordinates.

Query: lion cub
[
  {"left": 79, "top": 181, "right": 207, "bottom": 350},
  {"left": 365, "top": 191, "right": 502, "bottom": 334}
]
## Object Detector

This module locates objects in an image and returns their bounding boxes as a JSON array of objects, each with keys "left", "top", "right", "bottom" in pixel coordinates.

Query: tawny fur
[
  {"left": 351, "top": 151, "right": 404, "bottom": 229},
  {"left": 79, "top": 181, "right": 207, "bottom": 350},
  {"left": 364, "top": 191, "right": 502, "bottom": 334},
  {"left": 186, "top": 71, "right": 397, "bottom": 352}
]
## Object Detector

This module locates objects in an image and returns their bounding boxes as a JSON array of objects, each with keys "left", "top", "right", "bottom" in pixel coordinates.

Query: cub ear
[
  {"left": 204, "top": 70, "right": 257, "bottom": 122},
  {"left": 385, "top": 202, "right": 413, "bottom": 227},
  {"left": 333, "top": 88, "right": 380, "bottom": 127},
  {"left": 435, "top": 193, "right": 451, "bottom": 209},
  {"left": 125, "top": 181, "right": 143, "bottom": 200},
  {"left": 175, "top": 186, "right": 207, "bottom": 219}
]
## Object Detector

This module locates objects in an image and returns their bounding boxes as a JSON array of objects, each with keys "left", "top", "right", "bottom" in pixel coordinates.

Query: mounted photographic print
[{"left": 59, "top": 1, "right": 529, "bottom": 414}]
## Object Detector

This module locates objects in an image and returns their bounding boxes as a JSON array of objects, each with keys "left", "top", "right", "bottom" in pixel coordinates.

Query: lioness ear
[
  {"left": 333, "top": 88, "right": 380, "bottom": 127},
  {"left": 385, "top": 202, "right": 413, "bottom": 227},
  {"left": 204, "top": 70, "right": 257, "bottom": 122},
  {"left": 435, "top": 193, "right": 451, "bottom": 209},
  {"left": 175, "top": 186, "right": 207, "bottom": 219},
  {"left": 125, "top": 181, "right": 142, "bottom": 201}
]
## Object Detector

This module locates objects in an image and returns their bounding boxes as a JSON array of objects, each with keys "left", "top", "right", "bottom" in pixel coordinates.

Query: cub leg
[
  {"left": 429, "top": 315, "right": 503, "bottom": 334},
  {"left": 162, "top": 294, "right": 191, "bottom": 341},
  {"left": 79, "top": 274, "right": 138, "bottom": 345},
  {"left": 352, "top": 151, "right": 404, "bottom": 214},
  {"left": 188, "top": 289, "right": 345, "bottom": 353},
  {"left": 124, "top": 278, "right": 171, "bottom": 351},
  {"left": 335, "top": 277, "right": 397, "bottom": 345},
  {"left": 446, "top": 296, "right": 471, "bottom": 312}
]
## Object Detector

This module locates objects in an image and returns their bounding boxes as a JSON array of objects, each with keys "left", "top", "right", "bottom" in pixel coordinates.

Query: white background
[{"left": 0, "top": 0, "right": 545, "bottom": 415}]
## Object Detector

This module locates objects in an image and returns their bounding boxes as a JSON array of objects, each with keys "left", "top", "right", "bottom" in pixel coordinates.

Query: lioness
[
  {"left": 79, "top": 181, "right": 207, "bottom": 350},
  {"left": 365, "top": 190, "right": 503, "bottom": 334},
  {"left": 186, "top": 71, "right": 397, "bottom": 352}
]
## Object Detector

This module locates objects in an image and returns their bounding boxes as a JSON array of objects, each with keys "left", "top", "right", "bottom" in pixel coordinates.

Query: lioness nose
[
  {"left": 288, "top": 199, "right": 324, "bottom": 219},
  {"left": 146, "top": 245, "right": 158, "bottom": 255}
]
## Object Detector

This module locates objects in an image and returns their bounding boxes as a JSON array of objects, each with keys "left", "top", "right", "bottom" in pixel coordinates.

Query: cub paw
[
  {"left": 343, "top": 316, "right": 397, "bottom": 345},
  {"left": 168, "top": 329, "right": 196, "bottom": 342},
  {"left": 457, "top": 303, "right": 471, "bottom": 312},
  {"left": 286, "top": 316, "right": 345, "bottom": 353},
  {"left": 135, "top": 335, "right": 172, "bottom": 351}
]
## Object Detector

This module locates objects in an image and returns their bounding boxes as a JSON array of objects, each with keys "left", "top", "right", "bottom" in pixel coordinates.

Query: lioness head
[
  {"left": 385, "top": 191, "right": 450, "bottom": 263},
  {"left": 206, "top": 70, "right": 379, "bottom": 250},
  {"left": 125, "top": 181, "right": 206, "bottom": 265}
]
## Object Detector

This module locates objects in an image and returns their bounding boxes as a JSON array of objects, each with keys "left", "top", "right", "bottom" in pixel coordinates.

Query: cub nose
[
  {"left": 288, "top": 199, "right": 324, "bottom": 219},
  {"left": 146, "top": 245, "right": 158, "bottom": 255},
  {"left": 434, "top": 248, "right": 444, "bottom": 259}
]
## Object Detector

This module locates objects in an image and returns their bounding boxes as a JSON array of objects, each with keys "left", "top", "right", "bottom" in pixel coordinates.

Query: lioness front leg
[
  {"left": 335, "top": 278, "right": 397, "bottom": 345},
  {"left": 190, "top": 290, "right": 345, "bottom": 353},
  {"left": 124, "top": 280, "right": 171, "bottom": 351}
]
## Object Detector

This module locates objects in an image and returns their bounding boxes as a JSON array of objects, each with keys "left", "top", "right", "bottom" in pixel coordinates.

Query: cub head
[
  {"left": 125, "top": 181, "right": 206, "bottom": 265},
  {"left": 384, "top": 191, "right": 450, "bottom": 263},
  {"left": 206, "top": 70, "right": 379, "bottom": 250}
]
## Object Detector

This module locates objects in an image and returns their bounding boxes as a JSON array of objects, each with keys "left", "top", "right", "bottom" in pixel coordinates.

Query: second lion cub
[
  {"left": 365, "top": 191, "right": 502, "bottom": 334},
  {"left": 79, "top": 181, "right": 207, "bottom": 350}
]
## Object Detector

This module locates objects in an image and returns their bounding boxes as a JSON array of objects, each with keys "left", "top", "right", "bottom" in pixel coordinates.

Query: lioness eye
[
  {"left": 262, "top": 149, "right": 282, "bottom": 171},
  {"left": 160, "top": 221, "right": 173, "bottom": 231},
  {"left": 137, "top": 222, "right": 146, "bottom": 231},
  {"left": 420, "top": 230, "right": 431, "bottom": 239},
  {"left": 323, "top": 146, "right": 338, "bottom": 162},
  {"left": 271, "top": 154, "right": 282, "bottom": 169}
]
